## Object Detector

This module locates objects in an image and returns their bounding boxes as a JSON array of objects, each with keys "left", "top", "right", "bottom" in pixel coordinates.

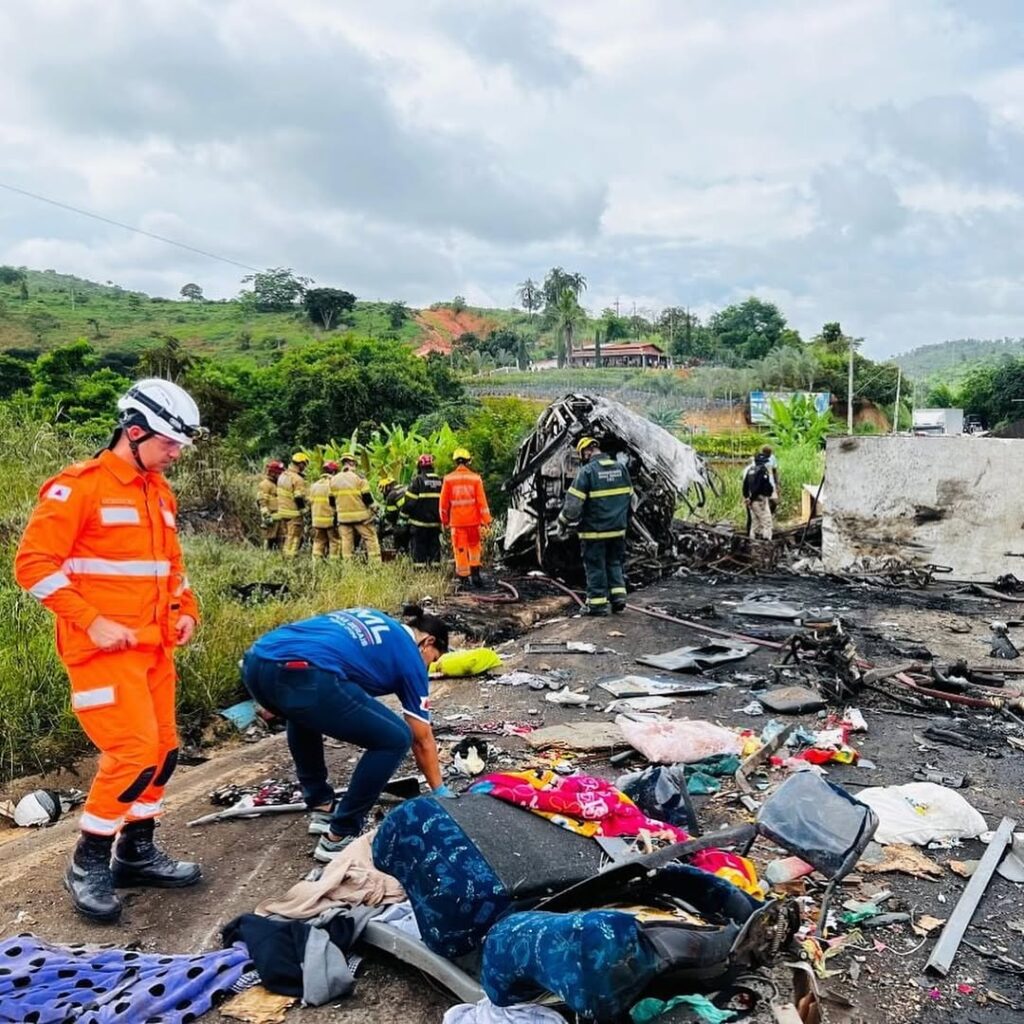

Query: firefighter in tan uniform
[
  {"left": 276, "top": 453, "right": 309, "bottom": 557},
  {"left": 256, "top": 460, "right": 284, "bottom": 550},
  {"left": 330, "top": 454, "right": 381, "bottom": 562},
  {"left": 309, "top": 460, "right": 341, "bottom": 560},
  {"left": 15, "top": 379, "right": 204, "bottom": 923}
]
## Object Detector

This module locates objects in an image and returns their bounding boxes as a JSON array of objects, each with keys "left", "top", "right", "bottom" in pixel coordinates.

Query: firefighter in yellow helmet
[
  {"left": 310, "top": 460, "right": 341, "bottom": 559},
  {"left": 378, "top": 474, "right": 409, "bottom": 556},
  {"left": 256, "top": 460, "right": 285, "bottom": 550},
  {"left": 276, "top": 453, "right": 309, "bottom": 557},
  {"left": 330, "top": 454, "right": 381, "bottom": 562}
]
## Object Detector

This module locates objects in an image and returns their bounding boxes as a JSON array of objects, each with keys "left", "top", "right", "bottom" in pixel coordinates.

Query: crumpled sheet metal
[{"left": 502, "top": 393, "right": 716, "bottom": 562}]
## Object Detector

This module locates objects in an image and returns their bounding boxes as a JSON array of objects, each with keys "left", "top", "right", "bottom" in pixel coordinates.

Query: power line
[{"left": 0, "top": 180, "right": 261, "bottom": 274}]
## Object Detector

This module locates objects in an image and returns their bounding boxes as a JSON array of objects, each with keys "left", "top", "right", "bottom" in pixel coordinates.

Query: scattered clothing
[
  {"left": 256, "top": 830, "right": 404, "bottom": 919},
  {"left": 631, "top": 994, "right": 736, "bottom": 1023},
  {"left": 372, "top": 900, "right": 421, "bottom": 939},
  {"left": 222, "top": 906, "right": 378, "bottom": 1006},
  {"left": 0, "top": 933, "right": 248, "bottom": 1024},
  {"left": 469, "top": 770, "right": 690, "bottom": 842},
  {"left": 443, "top": 997, "right": 567, "bottom": 1023}
]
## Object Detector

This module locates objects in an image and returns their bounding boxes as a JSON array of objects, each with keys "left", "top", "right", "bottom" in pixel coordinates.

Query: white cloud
[{"left": 1, "top": 0, "right": 1023, "bottom": 357}]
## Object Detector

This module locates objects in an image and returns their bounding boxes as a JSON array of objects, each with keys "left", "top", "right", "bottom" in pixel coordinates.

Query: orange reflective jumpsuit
[
  {"left": 439, "top": 465, "right": 491, "bottom": 577},
  {"left": 14, "top": 450, "right": 199, "bottom": 837}
]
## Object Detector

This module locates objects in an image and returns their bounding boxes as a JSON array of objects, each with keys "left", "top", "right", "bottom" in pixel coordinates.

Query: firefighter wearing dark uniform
[
  {"left": 402, "top": 453, "right": 443, "bottom": 565},
  {"left": 378, "top": 476, "right": 409, "bottom": 556},
  {"left": 556, "top": 437, "right": 634, "bottom": 616}
]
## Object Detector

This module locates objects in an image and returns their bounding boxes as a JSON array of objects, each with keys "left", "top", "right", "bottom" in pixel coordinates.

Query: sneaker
[
  {"left": 314, "top": 833, "right": 357, "bottom": 863},
  {"left": 308, "top": 808, "right": 334, "bottom": 836}
]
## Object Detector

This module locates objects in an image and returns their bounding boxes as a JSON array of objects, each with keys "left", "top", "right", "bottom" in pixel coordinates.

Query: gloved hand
[
  {"left": 261, "top": 513, "right": 275, "bottom": 528},
  {"left": 432, "top": 784, "right": 456, "bottom": 799},
  {"left": 548, "top": 520, "right": 568, "bottom": 540}
]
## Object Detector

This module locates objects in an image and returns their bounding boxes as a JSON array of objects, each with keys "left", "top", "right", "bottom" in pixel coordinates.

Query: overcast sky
[{"left": 1, "top": 1, "right": 1022, "bottom": 357}]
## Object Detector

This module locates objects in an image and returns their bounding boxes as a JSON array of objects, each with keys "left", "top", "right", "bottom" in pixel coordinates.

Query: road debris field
[{"left": 6, "top": 562, "right": 1024, "bottom": 1023}]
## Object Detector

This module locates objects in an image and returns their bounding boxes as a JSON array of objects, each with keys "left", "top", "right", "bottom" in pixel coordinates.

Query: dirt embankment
[{"left": 414, "top": 307, "right": 497, "bottom": 356}]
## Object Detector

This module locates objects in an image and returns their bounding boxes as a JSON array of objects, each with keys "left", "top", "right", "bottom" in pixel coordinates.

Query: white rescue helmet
[{"left": 117, "top": 378, "right": 204, "bottom": 445}]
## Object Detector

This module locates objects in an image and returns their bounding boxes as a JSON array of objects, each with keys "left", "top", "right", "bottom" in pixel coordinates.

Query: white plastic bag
[
  {"left": 857, "top": 782, "right": 987, "bottom": 846},
  {"left": 616, "top": 715, "right": 744, "bottom": 764}
]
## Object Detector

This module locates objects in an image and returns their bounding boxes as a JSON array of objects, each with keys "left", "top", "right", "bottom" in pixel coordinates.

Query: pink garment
[{"left": 472, "top": 771, "right": 690, "bottom": 842}]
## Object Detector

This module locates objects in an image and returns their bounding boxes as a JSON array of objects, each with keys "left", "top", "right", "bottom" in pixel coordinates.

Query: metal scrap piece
[{"left": 925, "top": 816, "right": 1017, "bottom": 977}]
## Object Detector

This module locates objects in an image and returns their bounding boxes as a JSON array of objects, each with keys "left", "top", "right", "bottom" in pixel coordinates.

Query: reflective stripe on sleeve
[
  {"left": 29, "top": 571, "right": 72, "bottom": 600},
  {"left": 71, "top": 686, "right": 116, "bottom": 710},
  {"left": 80, "top": 811, "right": 123, "bottom": 835},
  {"left": 589, "top": 486, "right": 633, "bottom": 498},
  {"left": 579, "top": 530, "right": 627, "bottom": 540},
  {"left": 64, "top": 558, "right": 171, "bottom": 577},
  {"left": 567, "top": 487, "right": 587, "bottom": 499}
]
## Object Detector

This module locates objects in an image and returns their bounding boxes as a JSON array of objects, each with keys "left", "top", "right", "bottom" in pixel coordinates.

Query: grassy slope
[{"left": 0, "top": 272, "right": 425, "bottom": 361}]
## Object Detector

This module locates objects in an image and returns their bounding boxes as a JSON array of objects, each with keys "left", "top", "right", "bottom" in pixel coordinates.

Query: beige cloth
[
  {"left": 749, "top": 497, "right": 773, "bottom": 540},
  {"left": 256, "top": 829, "right": 404, "bottom": 919}
]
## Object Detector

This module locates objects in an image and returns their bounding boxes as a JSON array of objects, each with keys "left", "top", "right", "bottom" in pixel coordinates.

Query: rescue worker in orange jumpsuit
[
  {"left": 439, "top": 447, "right": 491, "bottom": 587},
  {"left": 14, "top": 379, "right": 204, "bottom": 923},
  {"left": 256, "top": 459, "right": 285, "bottom": 550},
  {"left": 309, "top": 460, "right": 341, "bottom": 560}
]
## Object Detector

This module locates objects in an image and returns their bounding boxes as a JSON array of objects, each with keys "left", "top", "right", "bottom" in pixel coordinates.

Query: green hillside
[
  {"left": 894, "top": 337, "right": 1024, "bottom": 385},
  {"left": 0, "top": 268, "right": 425, "bottom": 362}
]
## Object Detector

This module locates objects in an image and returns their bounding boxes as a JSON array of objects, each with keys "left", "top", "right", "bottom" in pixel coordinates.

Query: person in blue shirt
[{"left": 241, "top": 603, "right": 453, "bottom": 861}]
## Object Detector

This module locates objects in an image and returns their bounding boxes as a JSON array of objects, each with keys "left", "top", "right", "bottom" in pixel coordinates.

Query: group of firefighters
[
  {"left": 12, "top": 377, "right": 641, "bottom": 923},
  {"left": 255, "top": 448, "right": 492, "bottom": 585}
]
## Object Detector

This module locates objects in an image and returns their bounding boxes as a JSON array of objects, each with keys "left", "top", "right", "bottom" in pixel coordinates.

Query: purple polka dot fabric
[{"left": 0, "top": 934, "right": 250, "bottom": 1024}]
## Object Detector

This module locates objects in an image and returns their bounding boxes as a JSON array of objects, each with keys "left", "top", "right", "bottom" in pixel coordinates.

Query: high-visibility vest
[
  {"left": 256, "top": 476, "right": 278, "bottom": 516},
  {"left": 276, "top": 467, "right": 306, "bottom": 519},
  {"left": 439, "top": 466, "right": 491, "bottom": 528},
  {"left": 14, "top": 449, "right": 199, "bottom": 665},
  {"left": 309, "top": 476, "right": 335, "bottom": 528},
  {"left": 330, "top": 469, "right": 373, "bottom": 524}
]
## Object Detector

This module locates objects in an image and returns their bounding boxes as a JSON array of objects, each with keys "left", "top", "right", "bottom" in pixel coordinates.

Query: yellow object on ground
[{"left": 430, "top": 648, "right": 503, "bottom": 677}]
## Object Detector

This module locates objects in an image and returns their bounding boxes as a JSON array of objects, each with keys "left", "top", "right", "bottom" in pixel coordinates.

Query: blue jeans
[{"left": 241, "top": 653, "right": 412, "bottom": 837}]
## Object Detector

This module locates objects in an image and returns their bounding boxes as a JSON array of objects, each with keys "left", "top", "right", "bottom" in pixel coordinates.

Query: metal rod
[{"left": 925, "top": 816, "right": 1016, "bottom": 976}]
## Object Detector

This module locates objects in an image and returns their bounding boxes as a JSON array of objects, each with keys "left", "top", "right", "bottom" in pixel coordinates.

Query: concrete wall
[{"left": 822, "top": 435, "right": 1024, "bottom": 580}]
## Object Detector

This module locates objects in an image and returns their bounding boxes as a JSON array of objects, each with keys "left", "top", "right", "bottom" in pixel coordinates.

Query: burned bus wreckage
[{"left": 502, "top": 394, "right": 718, "bottom": 578}]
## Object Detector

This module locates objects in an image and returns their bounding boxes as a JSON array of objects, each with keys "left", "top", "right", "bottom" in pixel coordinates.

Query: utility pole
[
  {"left": 892, "top": 366, "right": 902, "bottom": 435},
  {"left": 614, "top": 296, "right": 620, "bottom": 317},
  {"left": 847, "top": 335, "right": 855, "bottom": 436}
]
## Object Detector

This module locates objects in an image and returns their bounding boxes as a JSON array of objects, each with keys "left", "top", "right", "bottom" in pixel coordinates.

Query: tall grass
[
  {"left": 0, "top": 406, "right": 451, "bottom": 780},
  {"left": 688, "top": 445, "right": 824, "bottom": 528}
]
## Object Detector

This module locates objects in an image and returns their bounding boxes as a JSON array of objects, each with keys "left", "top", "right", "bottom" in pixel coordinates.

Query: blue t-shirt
[{"left": 248, "top": 609, "right": 431, "bottom": 722}]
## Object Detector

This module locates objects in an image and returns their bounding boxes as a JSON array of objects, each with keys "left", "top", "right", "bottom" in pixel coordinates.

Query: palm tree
[
  {"left": 553, "top": 289, "right": 584, "bottom": 367},
  {"left": 516, "top": 279, "right": 542, "bottom": 320}
]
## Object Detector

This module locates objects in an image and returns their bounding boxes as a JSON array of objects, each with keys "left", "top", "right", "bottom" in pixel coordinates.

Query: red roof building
[{"left": 568, "top": 341, "right": 670, "bottom": 369}]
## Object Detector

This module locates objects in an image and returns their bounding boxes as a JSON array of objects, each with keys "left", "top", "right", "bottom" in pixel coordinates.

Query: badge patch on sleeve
[{"left": 45, "top": 483, "right": 72, "bottom": 502}]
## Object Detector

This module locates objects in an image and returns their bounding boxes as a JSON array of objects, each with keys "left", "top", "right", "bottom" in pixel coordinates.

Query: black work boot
[
  {"left": 611, "top": 601, "right": 627, "bottom": 614},
  {"left": 470, "top": 566, "right": 484, "bottom": 589},
  {"left": 65, "top": 833, "right": 121, "bottom": 923},
  {"left": 585, "top": 604, "right": 610, "bottom": 617},
  {"left": 111, "top": 820, "right": 202, "bottom": 889}
]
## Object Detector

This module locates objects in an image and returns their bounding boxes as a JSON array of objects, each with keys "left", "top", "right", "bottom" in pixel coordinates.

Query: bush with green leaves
[{"left": 764, "top": 394, "right": 835, "bottom": 449}]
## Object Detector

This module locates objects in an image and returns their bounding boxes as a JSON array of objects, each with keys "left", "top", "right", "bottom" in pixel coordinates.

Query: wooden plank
[{"left": 925, "top": 815, "right": 1016, "bottom": 976}]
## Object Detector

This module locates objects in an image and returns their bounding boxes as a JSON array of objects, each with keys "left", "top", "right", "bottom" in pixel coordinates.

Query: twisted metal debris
[{"left": 502, "top": 393, "right": 717, "bottom": 575}]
